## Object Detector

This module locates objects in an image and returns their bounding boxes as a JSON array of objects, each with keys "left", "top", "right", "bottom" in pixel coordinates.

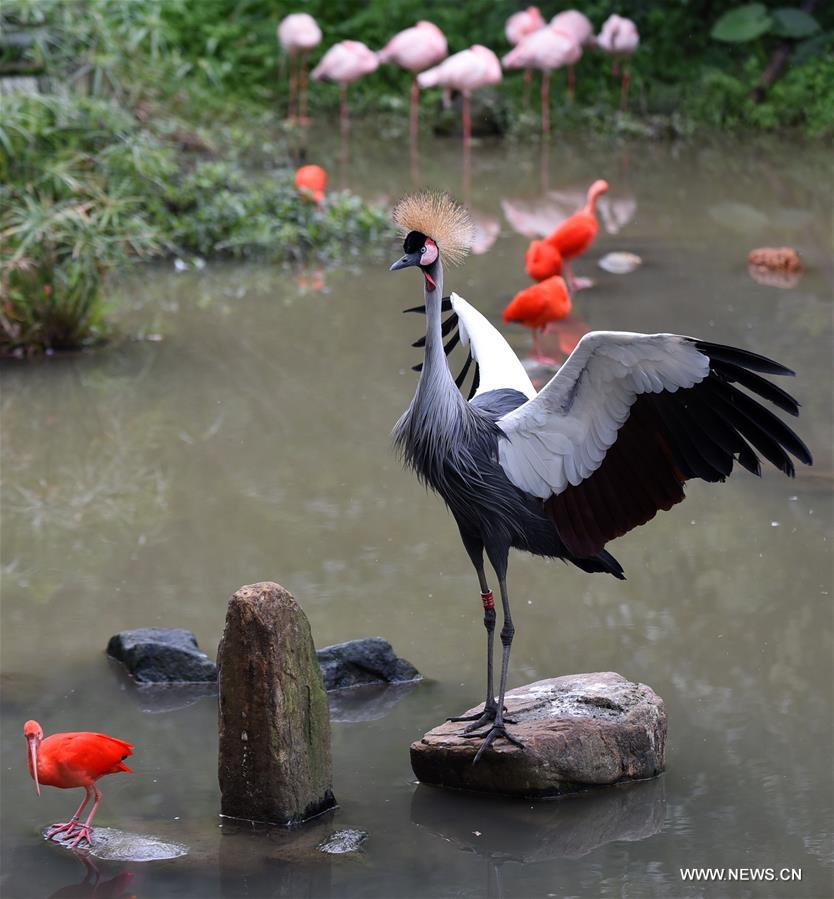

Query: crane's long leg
[
  {"left": 448, "top": 567, "right": 498, "bottom": 725},
  {"left": 46, "top": 787, "right": 92, "bottom": 840},
  {"left": 68, "top": 784, "right": 102, "bottom": 849},
  {"left": 465, "top": 573, "right": 525, "bottom": 763}
]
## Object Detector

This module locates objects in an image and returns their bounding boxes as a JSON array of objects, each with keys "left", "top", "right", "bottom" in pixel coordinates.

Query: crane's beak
[
  {"left": 27, "top": 736, "right": 40, "bottom": 796},
  {"left": 389, "top": 251, "right": 421, "bottom": 272}
]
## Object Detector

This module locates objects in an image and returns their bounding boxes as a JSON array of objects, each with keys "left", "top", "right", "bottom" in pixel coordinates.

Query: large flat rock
[{"left": 411, "top": 672, "right": 666, "bottom": 797}]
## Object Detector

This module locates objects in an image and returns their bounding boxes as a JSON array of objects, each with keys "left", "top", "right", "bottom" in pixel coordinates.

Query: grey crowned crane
[{"left": 389, "top": 192, "right": 813, "bottom": 762}]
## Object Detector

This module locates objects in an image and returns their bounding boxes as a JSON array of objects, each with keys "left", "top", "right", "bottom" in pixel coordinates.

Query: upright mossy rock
[{"left": 218, "top": 582, "right": 336, "bottom": 825}]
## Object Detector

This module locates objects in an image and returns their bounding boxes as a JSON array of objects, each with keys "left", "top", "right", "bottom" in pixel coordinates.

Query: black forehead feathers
[{"left": 403, "top": 230, "right": 428, "bottom": 253}]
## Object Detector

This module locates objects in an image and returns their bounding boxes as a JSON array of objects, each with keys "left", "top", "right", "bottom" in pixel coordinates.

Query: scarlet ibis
[
  {"left": 596, "top": 15, "right": 640, "bottom": 111},
  {"left": 503, "top": 275, "right": 571, "bottom": 361},
  {"left": 546, "top": 179, "right": 608, "bottom": 290},
  {"left": 504, "top": 6, "right": 545, "bottom": 109},
  {"left": 277, "top": 13, "right": 322, "bottom": 123},
  {"left": 390, "top": 191, "right": 812, "bottom": 761},
  {"left": 417, "top": 46, "right": 502, "bottom": 154},
  {"left": 312, "top": 41, "right": 379, "bottom": 133},
  {"left": 24, "top": 720, "right": 134, "bottom": 848},
  {"left": 378, "top": 22, "right": 447, "bottom": 143},
  {"left": 525, "top": 238, "right": 563, "bottom": 281},
  {"left": 295, "top": 164, "right": 328, "bottom": 205},
  {"left": 502, "top": 26, "right": 581, "bottom": 133}
]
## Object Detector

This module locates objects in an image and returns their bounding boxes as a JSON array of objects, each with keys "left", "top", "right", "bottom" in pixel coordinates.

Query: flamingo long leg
[
  {"left": 69, "top": 784, "right": 102, "bottom": 849},
  {"left": 568, "top": 65, "right": 576, "bottom": 102},
  {"left": 620, "top": 64, "right": 631, "bottom": 111},
  {"left": 462, "top": 92, "right": 472, "bottom": 199},
  {"left": 46, "top": 788, "right": 92, "bottom": 840},
  {"left": 340, "top": 82, "right": 349, "bottom": 134},
  {"left": 522, "top": 67, "right": 532, "bottom": 110},
  {"left": 540, "top": 69, "right": 550, "bottom": 135},
  {"left": 410, "top": 77, "right": 419, "bottom": 145},
  {"left": 287, "top": 54, "right": 298, "bottom": 122},
  {"left": 299, "top": 51, "right": 309, "bottom": 123}
]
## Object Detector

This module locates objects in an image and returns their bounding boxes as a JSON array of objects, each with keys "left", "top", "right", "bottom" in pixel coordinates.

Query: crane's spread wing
[
  {"left": 405, "top": 292, "right": 535, "bottom": 402},
  {"left": 496, "top": 331, "right": 812, "bottom": 557}
]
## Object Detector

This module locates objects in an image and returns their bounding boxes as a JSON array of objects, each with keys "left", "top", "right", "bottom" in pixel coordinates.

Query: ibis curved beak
[
  {"left": 27, "top": 736, "right": 40, "bottom": 796},
  {"left": 390, "top": 251, "right": 421, "bottom": 272}
]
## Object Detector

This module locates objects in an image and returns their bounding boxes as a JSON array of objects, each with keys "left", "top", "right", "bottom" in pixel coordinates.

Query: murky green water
[{"left": 2, "top": 128, "right": 832, "bottom": 899}]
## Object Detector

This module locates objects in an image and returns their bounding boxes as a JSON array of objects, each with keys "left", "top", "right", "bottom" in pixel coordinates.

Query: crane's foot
[
  {"left": 68, "top": 824, "right": 94, "bottom": 849},
  {"left": 463, "top": 723, "right": 525, "bottom": 764},
  {"left": 448, "top": 704, "right": 515, "bottom": 732}
]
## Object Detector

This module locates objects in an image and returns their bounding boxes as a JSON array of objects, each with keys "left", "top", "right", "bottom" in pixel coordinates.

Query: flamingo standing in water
[
  {"left": 24, "top": 720, "right": 134, "bottom": 849},
  {"left": 546, "top": 179, "right": 608, "bottom": 290},
  {"left": 504, "top": 6, "right": 545, "bottom": 109},
  {"left": 597, "top": 15, "right": 640, "bottom": 110},
  {"left": 502, "top": 27, "right": 581, "bottom": 134},
  {"left": 549, "top": 10, "right": 593, "bottom": 100},
  {"left": 277, "top": 13, "right": 322, "bottom": 123},
  {"left": 312, "top": 41, "right": 379, "bottom": 133},
  {"left": 418, "top": 46, "right": 502, "bottom": 156},
  {"left": 503, "top": 274, "right": 572, "bottom": 361},
  {"left": 378, "top": 22, "right": 447, "bottom": 144}
]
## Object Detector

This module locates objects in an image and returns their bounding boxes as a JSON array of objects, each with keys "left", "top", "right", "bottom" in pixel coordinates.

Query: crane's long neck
[{"left": 416, "top": 259, "right": 456, "bottom": 397}]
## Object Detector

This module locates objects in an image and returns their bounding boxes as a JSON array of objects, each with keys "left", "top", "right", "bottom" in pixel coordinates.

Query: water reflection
[{"left": 42, "top": 855, "right": 135, "bottom": 899}]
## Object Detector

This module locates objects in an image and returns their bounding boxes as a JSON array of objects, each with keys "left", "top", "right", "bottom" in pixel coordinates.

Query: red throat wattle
[{"left": 423, "top": 271, "right": 437, "bottom": 291}]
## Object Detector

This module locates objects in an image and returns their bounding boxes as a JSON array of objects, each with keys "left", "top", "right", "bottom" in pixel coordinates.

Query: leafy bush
[{"left": 0, "top": 93, "right": 389, "bottom": 355}]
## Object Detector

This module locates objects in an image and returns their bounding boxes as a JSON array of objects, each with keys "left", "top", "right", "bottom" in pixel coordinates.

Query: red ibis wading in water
[
  {"left": 390, "top": 192, "right": 812, "bottom": 762},
  {"left": 24, "top": 720, "right": 134, "bottom": 848}
]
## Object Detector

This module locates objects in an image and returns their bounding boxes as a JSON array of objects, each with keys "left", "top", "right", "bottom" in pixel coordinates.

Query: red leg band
[{"left": 481, "top": 590, "right": 495, "bottom": 610}]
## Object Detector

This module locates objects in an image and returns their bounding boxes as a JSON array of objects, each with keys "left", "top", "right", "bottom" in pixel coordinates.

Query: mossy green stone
[{"left": 218, "top": 582, "right": 335, "bottom": 825}]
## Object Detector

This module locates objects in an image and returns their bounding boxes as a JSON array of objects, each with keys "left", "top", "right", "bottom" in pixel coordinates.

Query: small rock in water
[
  {"left": 318, "top": 829, "right": 368, "bottom": 855},
  {"left": 107, "top": 628, "right": 217, "bottom": 684},
  {"left": 411, "top": 672, "right": 666, "bottom": 797},
  {"left": 47, "top": 826, "right": 188, "bottom": 862},
  {"left": 598, "top": 252, "right": 642, "bottom": 274},
  {"left": 317, "top": 637, "right": 421, "bottom": 691}
]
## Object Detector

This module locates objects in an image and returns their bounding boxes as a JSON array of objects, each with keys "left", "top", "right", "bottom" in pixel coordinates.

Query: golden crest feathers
[{"left": 392, "top": 191, "right": 473, "bottom": 266}]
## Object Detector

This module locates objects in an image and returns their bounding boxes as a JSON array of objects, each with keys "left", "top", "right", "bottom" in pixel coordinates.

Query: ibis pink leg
[
  {"left": 46, "top": 789, "right": 92, "bottom": 840},
  {"left": 69, "top": 785, "right": 102, "bottom": 849}
]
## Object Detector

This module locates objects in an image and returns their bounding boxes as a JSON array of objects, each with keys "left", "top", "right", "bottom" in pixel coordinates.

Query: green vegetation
[{"left": 1, "top": 0, "right": 831, "bottom": 354}]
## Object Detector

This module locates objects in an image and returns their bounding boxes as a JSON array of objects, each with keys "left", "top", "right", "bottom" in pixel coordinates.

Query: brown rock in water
[
  {"left": 748, "top": 247, "right": 802, "bottom": 272},
  {"left": 218, "top": 582, "right": 336, "bottom": 825},
  {"left": 411, "top": 672, "right": 666, "bottom": 797}
]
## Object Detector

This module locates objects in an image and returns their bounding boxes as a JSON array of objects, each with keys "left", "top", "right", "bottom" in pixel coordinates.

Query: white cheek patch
[{"left": 420, "top": 239, "right": 438, "bottom": 266}]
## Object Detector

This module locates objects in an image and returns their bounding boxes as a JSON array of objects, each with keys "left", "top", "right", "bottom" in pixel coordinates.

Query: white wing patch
[
  {"left": 496, "top": 331, "right": 711, "bottom": 498},
  {"left": 449, "top": 292, "right": 536, "bottom": 400}
]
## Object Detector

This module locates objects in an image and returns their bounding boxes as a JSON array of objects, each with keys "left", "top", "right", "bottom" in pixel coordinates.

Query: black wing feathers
[{"left": 547, "top": 341, "right": 811, "bottom": 558}]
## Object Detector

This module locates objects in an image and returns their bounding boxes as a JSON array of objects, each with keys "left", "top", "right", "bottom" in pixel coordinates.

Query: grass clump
[{"left": 0, "top": 92, "right": 388, "bottom": 356}]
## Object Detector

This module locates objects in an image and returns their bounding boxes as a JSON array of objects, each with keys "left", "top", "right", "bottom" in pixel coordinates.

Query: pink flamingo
[
  {"left": 504, "top": 6, "right": 545, "bottom": 109},
  {"left": 277, "top": 13, "right": 322, "bottom": 123},
  {"left": 597, "top": 14, "right": 640, "bottom": 110},
  {"left": 502, "top": 27, "right": 580, "bottom": 134},
  {"left": 417, "top": 45, "right": 502, "bottom": 153},
  {"left": 549, "top": 10, "right": 593, "bottom": 100},
  {"left": 378, "top": 21, "right": 447, "bottom": 143},
  {"left": 312, "top": 41, "right": 379, "bottom": 133}
]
